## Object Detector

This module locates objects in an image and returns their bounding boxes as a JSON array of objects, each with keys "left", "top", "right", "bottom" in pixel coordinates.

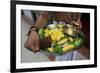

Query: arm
[
  {"left": 74, "top": 13, "right": 90, "bottom": 59},
  {"left": 24, "top": 11, "right": 49, "bottom": 53},
  {"left": 34, "top": 11, "right": 49, "bottom": 28},
  {"left": 72, "top": 13, "right": 82, "bottom": 29},
  {"left": 77, "top": 46, "right": 90, "bottom": 59}
]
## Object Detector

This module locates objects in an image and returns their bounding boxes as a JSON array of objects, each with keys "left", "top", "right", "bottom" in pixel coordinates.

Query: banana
[
  {"left": 57, "top": 38, "right": 68, "bottom": 44},
  {"left": 68, "top": 37, "right": 74, "bottom": 42},
  {"left": 62, "top": 45, "right": 75, "bottom": 52},
  {"left": 48, "top": 48, "right": 54, "bottom": 52}
]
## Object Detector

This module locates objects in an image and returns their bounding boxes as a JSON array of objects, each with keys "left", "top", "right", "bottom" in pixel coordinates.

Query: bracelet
[{"left": 27, "top": 26, "right": 38, "bottom": 36}]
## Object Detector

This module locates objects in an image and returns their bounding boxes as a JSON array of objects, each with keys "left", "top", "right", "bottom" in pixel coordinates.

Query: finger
[
  {"left": 24, "top": 37, "right": 33, "bottom": 49},
  {"left": 31, "top": 46, "right": 37, "bottom": 53},
  {"left": 79, "top": 22, "right": 82, "bottom": 29},
  {"left": 34, "top": 36, "right": 40, "bottom": 51},
  {"left": 72, "top": 21, "right": 79, "bottom": 25},
  {"left": 35, "top": 40, "right": 40, "bottom": 51}
]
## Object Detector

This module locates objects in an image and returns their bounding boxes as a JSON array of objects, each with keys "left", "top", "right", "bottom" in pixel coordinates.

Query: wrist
[
  {"left": 27, "top": 26, "right": 38, "bottom": 36},
  {"left": 30, "top": 30, "right": 37, "bottom": 35}
]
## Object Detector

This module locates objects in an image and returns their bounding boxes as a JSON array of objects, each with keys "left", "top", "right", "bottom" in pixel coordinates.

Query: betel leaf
[
  {"left": 38, "top": 28, "right": 44, "bottom": 39},
  {"left": 54, "top": 44, "right": 63, "bottom": 55},
  {"left": 77, "top": 30, "right": 87, "bottom": 46}
]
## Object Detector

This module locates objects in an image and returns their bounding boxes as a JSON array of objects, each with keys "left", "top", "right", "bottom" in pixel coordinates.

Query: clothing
[
  {"left": 40, "top": 50, "right": 74, "bottom": 61},
  {"left": 56, "top": 51, "right": 74, "bottom": 61},
  {"left": 46, "top": 12, "right": 81, "bottom": 24}
]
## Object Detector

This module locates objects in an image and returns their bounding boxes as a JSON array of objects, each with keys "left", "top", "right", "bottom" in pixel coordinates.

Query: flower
[
  {"left": 44, "top": 28, "right": 51, "bottom": 37},
  {"left": 50, "top": 29, "right": 64, "bottom": 42}
]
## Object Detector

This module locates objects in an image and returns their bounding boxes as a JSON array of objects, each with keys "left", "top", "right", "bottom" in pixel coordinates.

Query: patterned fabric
[{"left": 56, "top": 51, "right": 74, "bottom": 61}]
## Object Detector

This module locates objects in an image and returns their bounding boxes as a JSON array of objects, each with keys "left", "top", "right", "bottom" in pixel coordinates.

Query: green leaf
[
  {"left": 38, "top": 28, "right": 44, "bottom": 39},
  {"left": 54, "top": 44, "right": 63, "bottom": 54}
]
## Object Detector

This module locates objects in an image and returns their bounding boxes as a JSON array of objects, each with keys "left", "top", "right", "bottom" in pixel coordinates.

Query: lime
[{"left": 74, "top": 38, "right": 83, "bottom": 47}]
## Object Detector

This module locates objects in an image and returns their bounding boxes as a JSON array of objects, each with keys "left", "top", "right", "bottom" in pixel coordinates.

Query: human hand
[
  {"left": 24, "top": 31, "right": 40, "bottom": 53},
  {"left": 72, "top": 21, "right": 82, "bottom": 29}
]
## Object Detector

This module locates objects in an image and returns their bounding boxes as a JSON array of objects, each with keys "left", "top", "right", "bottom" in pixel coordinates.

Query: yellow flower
[
  {"left": 59, "top": 28, "right": 64, "bottom": 32},
  {"left": 44, "top": 29, "right": 50, "bottom": 37},
  {"left": 57, "top": 34, "right": 64, "bottom": 41},
  {"left": 50, "top": 29, "right": 64, "bottom": 42}
]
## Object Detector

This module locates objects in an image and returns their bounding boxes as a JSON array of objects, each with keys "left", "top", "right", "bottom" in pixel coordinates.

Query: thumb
[
  {"left": 35, "top": 39, "right": 40, "bottom": 51},
  {"left": 72, "top": 21, "right": 79, "bottom": 25},
  {"left": 31, "top": 46, "right": 37, "bottom": 53}
]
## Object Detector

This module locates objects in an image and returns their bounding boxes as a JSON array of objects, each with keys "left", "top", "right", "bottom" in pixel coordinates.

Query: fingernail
[
  {"left": 36, "top": 48, "right": 40, "bottom": 52},
  {"left": 36, "top": 48, "right": 39, "bottom": 50}
]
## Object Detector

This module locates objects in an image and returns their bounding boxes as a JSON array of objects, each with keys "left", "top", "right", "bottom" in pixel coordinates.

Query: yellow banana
[
  {"left": 62, "top": 45, "right": 75, "bottom": 52},
  {"left": 57, "top": 38, "right": 68, "bottom": 44},
  {"left": 48, "top": 48, "right": 54, "bottom": 52}
]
